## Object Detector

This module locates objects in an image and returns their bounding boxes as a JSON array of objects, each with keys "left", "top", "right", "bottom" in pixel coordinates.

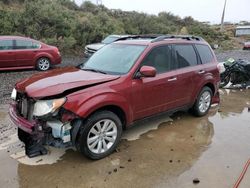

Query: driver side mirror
[{"left": 137, "top": 66, "right": 156, "bottom": 78}]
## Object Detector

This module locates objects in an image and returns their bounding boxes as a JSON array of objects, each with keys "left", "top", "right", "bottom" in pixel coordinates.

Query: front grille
[{"left": 17, "top": 94, "right": 34, "bottom": 121}]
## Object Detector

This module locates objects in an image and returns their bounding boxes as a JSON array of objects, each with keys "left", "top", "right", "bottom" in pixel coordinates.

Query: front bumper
[
  {"left": 53, "top": 56, "right": 62, "bottom": 65},
  {"left": 9, "top": 103, "right": 49, "bottom": 157},
  {"left": 9, "top": 103, "right": 36, "bottom": 134}
]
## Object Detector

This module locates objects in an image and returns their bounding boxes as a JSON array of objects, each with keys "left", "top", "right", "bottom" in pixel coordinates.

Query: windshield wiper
[{"left": 82, "top": 68, "right": 107, "bottom": 74}]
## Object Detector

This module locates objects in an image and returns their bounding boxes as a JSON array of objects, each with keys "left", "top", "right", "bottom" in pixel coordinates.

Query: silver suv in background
[{"left": 84, "top": 35, "right": 130, "bottom": 58}]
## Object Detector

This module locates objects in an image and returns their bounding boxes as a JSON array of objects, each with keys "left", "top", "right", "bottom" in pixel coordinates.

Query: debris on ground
[{"left": 193, "top": 178, "right": 200, "bottom": 184}]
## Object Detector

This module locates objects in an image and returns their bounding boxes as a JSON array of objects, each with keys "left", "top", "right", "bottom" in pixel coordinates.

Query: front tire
[
  {"left": 192, "top": 86, "right": 212, "bottom": 117},
  {"left": 76, "top": 111, "right": 122, "bottom": 160},
  {"left": 36, "top": 57, "right": 51, "bottom": 71},
  {"left": 220, "top": 74, "right": 231, "bottom": 88}
]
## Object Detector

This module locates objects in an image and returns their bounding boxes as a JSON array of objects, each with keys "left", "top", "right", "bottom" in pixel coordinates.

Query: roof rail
[
  {"left": 151, "top": 35, "right": 203, "bottom": 43},
  {"left": 115, "top": 34, "right": 161, "bottom": 41}
]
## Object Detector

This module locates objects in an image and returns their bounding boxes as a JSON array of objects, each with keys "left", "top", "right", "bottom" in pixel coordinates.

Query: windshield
[
  {"left": 81, "top": 44, "right": 146, "bottom": 75},
  {"left": 102, "top": 36, "right": 121, "bottom": 44}
]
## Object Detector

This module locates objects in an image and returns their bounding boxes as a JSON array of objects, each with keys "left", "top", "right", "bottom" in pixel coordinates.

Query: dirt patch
[
  {"left": 215, "top": 50, "right": 250, "bottom": 62},
  {"left": 0, "top": 90, "right": 250, "bottom": 188}
]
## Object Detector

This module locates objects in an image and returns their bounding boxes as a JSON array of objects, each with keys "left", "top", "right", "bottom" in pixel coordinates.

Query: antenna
[{"left": 220, "top": 0, "right": 227, "bottom": 31}]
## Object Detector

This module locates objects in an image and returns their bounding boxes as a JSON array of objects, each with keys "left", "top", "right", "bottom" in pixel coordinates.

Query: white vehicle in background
[{"left": 84, "top": 35, "right": 131, "bottom": 58}]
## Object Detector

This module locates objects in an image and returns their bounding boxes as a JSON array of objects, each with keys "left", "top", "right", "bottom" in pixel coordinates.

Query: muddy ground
[
  {"left": 0, "top": 89, "right": 250, "bottom": 188},
  {"left": 0, "top": 50, "right": 250, "bottom": 188}
]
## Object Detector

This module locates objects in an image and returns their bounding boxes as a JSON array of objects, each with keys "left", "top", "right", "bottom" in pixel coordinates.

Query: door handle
[
  {"left": 168, "top": 77, "right": 177, "bottom": 82},
  {"left": 198, "top": 70, "right": 205, "bottom": 74}
]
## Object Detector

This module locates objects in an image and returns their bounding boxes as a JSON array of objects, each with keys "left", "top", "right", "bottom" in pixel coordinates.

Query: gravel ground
[
  {"left": 0, "top": 50, "right": 250, "bottom": 104},
  {"left": 215, "top": 50, "right": 250, "bottom": 62}
]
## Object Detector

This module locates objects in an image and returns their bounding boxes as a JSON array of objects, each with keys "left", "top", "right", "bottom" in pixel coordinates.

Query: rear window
[
  {"left": 174, "top": 44, "right": 198, "bottom": 68},
  {"left": 195, "top": 44, "right": 214, "bottom": 64},
  {"left": 32, "top": 42, "right": 41, "bottom": 49},
  {"left": 102, "top": 36, "right": 120, "bottom": 44},
  {"left": 0, "top": 40, "right": 13, "bottom": 50}
]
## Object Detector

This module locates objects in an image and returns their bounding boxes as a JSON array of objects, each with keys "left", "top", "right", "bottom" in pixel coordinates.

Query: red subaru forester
[
  {"left": 0, "top": 36, "right": 61, "bottom": 71},
  {"left": 9, "top": 35, "right": 220, "bottom": 159}
]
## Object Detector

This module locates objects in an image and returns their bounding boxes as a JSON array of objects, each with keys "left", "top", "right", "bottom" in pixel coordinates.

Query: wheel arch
[
  {"left": 65, "top": 92, "right": 133, "bottom": 128},
  {"left": 34, "top": 53, "right": 53, "bottom": 64},
  {"left": 192, "top": 81, "right": 216, "bottom": 105},
  {"left": 84, "top": 105, "right": 127, "bottom": 130},
  {"left": 203, "top": 82, "right": 215, "bottom": 95}
]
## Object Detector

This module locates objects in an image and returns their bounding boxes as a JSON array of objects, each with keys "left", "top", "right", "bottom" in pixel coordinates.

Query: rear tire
[
  {"left": 192, "top": 86, "right": 212, "bottom": 117},
  {"left": 76, "top": 111, "right": 122, "bottom": 160},
  {"left": 36, "top": 57, "right": 51, "bottom": 71}
]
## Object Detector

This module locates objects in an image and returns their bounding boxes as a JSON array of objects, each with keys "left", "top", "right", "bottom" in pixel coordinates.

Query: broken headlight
[{"left": 33, "top": 98, "right": 66, "bottom": 117}]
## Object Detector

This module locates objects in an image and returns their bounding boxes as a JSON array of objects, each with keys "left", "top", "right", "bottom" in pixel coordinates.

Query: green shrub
[{"left": 0, "top": 0, "right": 232, "bottom": 54}]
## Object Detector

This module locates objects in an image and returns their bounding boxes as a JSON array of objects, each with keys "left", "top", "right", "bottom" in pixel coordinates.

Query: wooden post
[{"left": 220, "top": 0, "right": 227, "bottom": 32}]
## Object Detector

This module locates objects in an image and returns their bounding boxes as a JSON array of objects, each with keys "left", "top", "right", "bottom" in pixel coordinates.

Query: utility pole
[{"left": 220, "top": 0, "right": 227, "bottom": 32}]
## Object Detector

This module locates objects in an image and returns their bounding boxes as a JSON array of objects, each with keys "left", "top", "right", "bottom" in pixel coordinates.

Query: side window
[
  {"left": 0, "top": 40, "right": 13, "bottom": 50},
  {"left": 195, "top": 44, "right": 214, "bottom": 64},
  {"left": 32, "top": 42, "right": 41, "bottom": 49},
  {"left": 174, "top": 44, "right": 198, "bottom": 68},
  {"left": 15, "top": 40, "right": 34, "bottom": 49},
  {"left": 141, "top": 45, "right": 175, "bottom": 74}
]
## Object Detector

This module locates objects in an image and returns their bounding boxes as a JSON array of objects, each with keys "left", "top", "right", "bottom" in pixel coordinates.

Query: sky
[{"left": 75, "top": 0, "right": 250, "bottom": 24}]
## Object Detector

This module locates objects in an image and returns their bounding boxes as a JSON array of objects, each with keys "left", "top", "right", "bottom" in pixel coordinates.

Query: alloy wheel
[
  {"left": 198, "top": 91, "right": 211, "bottom": 113},
  {"left": 38, "top": 58, "right": 50, "bottom": 71},
  {"left": 87, "top": 119, "right": 118, "bottom": 154}
]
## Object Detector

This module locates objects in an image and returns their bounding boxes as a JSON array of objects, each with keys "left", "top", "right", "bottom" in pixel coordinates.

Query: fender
[
  {"left": 191, "top": 73, "right": 217, "bottom": 104},
  {"left": 33, "top": 52, "right": 53, "bottom": 64},
  {"left": 63, "top": 91, "right": 133, "bottom": 125}
]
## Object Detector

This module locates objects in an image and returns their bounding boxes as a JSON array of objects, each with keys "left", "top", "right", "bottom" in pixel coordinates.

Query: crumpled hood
[
  {"left": 86, "top": 43, "right": 105, "bottom": 51},
  {"left": 16, "top": 67, "right": 120, "bottom": 98}
]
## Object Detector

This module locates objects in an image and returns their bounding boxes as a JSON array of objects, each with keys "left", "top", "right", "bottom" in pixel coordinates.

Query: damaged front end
[{"left": 9, "top": 90, "right": 80, "bottom": 158}]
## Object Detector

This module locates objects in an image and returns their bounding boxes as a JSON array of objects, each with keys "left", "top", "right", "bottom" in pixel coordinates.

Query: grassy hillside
[{"left": 0, "top": 0, "right": 234, "bottom": 54}]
